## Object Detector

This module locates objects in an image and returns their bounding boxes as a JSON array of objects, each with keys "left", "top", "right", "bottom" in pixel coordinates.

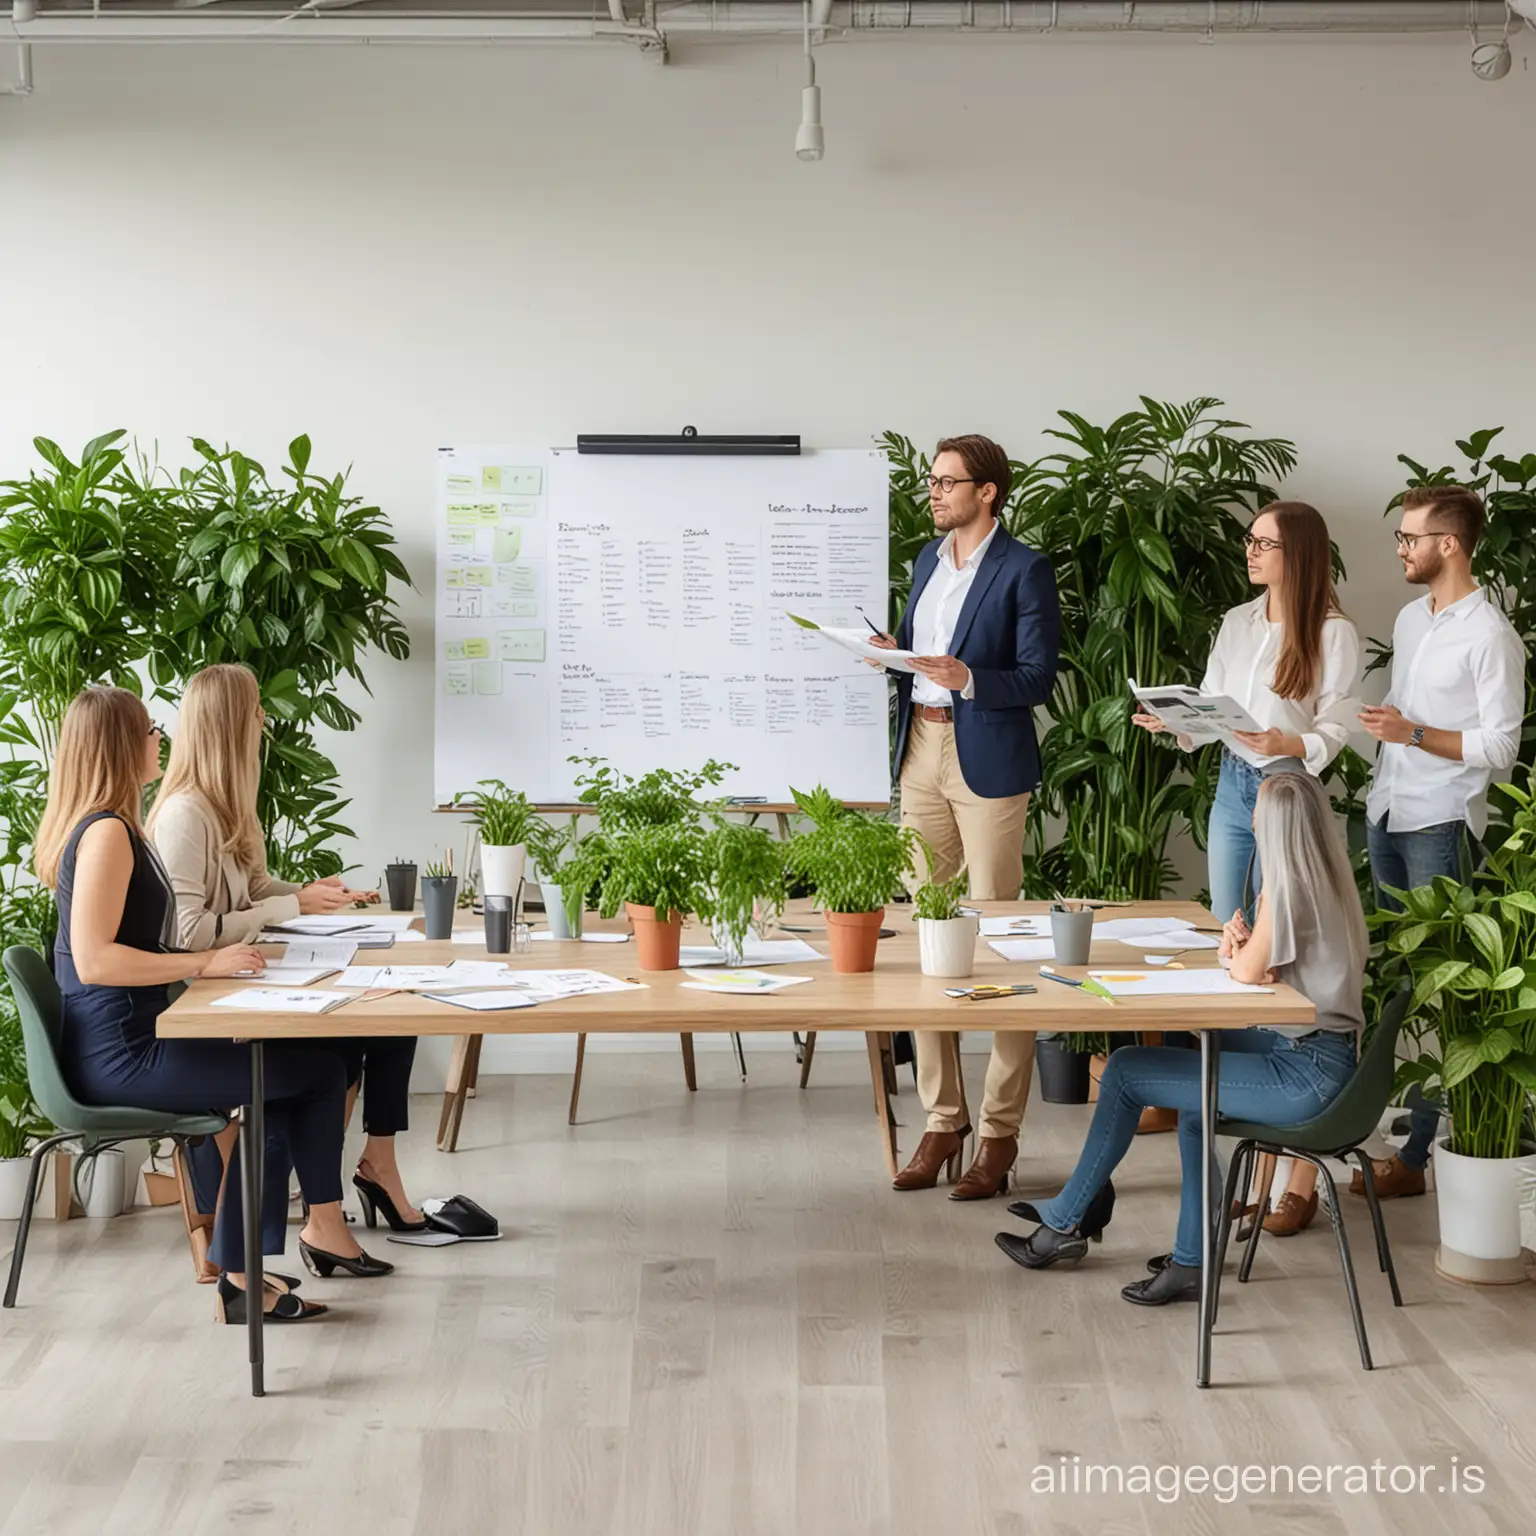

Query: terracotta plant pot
[
  {"left": 825, "top": 907, "right": 884, "bottom": 974},
  {"left": 142, "top": 1170, "right": 180, "bottom": 1207},
  {"left": 626, "top": 903, "right": 684, "bottom": 971}
]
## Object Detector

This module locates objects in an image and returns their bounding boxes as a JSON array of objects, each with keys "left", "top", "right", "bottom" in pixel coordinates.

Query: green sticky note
[
  {"left": 476, "top": 503, "right": 500, "bottom": 526},
  {"left": 446, "top": 503, "right": 479, "bottom": 527},
  {"left": 465, "top": 566, "right": 492, "bottom": 589},
  {"left": 492, "top": 528, "right": 521, "bottom": 564},
  {"left": 503, "top": 467, "right": 543, "bottom": 496},
  {"left": 445, "top": 473, "right": 476, "bottom": 494},
  {"left": 472, "top": 660, "right": 503, "bottom": 696},
  {"left": 445, "top": 570, "right": 466, "bottom": 589},
  {"left": 444, "top": 640, "right": 466, "bottom": 661},
  {"left": 463, "top": 638, "right": 492, "bottom": 660},
  {"left": 499, "top": 629, "right": 546, "bottom": 663},
  {"left": 481, "top": 466, "right": 502, "bottom": 493}
]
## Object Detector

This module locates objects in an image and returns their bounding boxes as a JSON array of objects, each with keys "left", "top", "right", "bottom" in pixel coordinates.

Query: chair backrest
[
  {"left": 1301, "top": 986, "right": 1412, "bottom": 1150},
  {"left": 3, "top": 944, "right": 96, "bottom": 1133}
]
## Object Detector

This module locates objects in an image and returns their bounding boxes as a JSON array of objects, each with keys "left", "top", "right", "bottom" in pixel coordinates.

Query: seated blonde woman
[{"left": 149, "top": 664, "right": 426, "bottom": 1245}]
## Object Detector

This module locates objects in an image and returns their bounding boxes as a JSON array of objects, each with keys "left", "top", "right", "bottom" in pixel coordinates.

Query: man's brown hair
[
  {"left": 1402, "top": 485, "right": 1486, "bottom": 555},
  {"left": 935, "top": 434, "right": 1011, "bottom": 515}
]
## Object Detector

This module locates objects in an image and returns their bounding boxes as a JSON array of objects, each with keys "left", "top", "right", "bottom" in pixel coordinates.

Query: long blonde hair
[
  {"left": 1253, "top": 771, "right": 1368, "bottom": 973},
  {"left": 35, "top": 688, "right": 154, "bottom": 890},
  {"left": 148, "top": 664, "right": 266, "bottom": 874}
]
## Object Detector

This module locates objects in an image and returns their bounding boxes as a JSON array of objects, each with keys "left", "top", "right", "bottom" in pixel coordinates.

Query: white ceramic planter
[
  {"left": 480, "top": 843, "right": 527, "bottom": 902},
  {"left": 0, "top": 1155, "right": 37, "bottom": 1221},
  {"left": 917, "top": 915, "right": 979, "bottom": 978},
  {"left": 80, "top": 1149, "right": 127, "bottom": 1219},
  {"left": 542, "top": 881, "right": 583, "bottom": 940},
  {"left": 1433, "top": 1136, "right": 1536, "bottom": 1286}
]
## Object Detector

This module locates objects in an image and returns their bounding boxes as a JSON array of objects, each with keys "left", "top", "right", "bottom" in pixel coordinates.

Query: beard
[{"left": 1406, "top": 548, "right": 1443, "bottom": 585}]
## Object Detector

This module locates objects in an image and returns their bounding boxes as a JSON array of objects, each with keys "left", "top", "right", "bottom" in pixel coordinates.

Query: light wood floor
[{"left": 1, "top": 1049, "right": 1533, "bottom": 1536}]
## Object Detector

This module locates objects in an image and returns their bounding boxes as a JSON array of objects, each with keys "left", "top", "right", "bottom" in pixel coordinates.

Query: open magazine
[{"left": 1129, "top": 678, "right": 1261, "bottom": 743}]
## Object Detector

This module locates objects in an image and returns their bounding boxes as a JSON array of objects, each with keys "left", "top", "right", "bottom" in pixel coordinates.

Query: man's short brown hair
[
  {"left": 935, "top": 434, "right": 1011, "bottom": 513},
  {"left": 1402, "top": 485, "right": 1486, "bottom": 554}
]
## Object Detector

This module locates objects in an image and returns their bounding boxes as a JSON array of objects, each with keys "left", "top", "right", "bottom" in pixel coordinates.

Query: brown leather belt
[{"left": 917, "top": 705, "right": 954, "bottom": 723}]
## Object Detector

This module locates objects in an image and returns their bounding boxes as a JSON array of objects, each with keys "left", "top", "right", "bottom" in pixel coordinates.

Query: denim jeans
[
  {"left": 1367, "top": 815, "right": 1479, "bottom": 1171},
  {"left": 1034, "top": 1028, "right": 1357, "bottom": 1266},
  {"left": 1207, "top": 750, "right": 1307, "bottom": 926}
]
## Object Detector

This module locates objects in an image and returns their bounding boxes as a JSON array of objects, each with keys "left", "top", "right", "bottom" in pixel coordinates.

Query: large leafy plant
[
  {"left": 701, "top": 818, "right": 786, "bottom": 955},
  {"left": 146, "top": 436, "right": 411, "bottom": 881},
  {"left": 1376, "top": 779, "right": 1536, "bottom": 1160},
  {"left": 466, "top": 779, "right": 537, "bottom": 848},
  {"left": 784, "top": 783, "right": 921, "bottom": 914},
  {"left": 1009, "top": 399, "right": 1296, "bottom": 899}
]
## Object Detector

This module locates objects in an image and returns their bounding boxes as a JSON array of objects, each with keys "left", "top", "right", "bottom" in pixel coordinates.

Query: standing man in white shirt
[
  {"left": 1356, "top": 485, "right": 1526, "bottom": 1199},
  {"left": 872, "top": 434, "right": 1061, "bottom": 1199}
]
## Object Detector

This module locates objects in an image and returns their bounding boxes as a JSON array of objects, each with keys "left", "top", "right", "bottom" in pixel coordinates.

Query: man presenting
[
  {"left": 1355, "top": 485, "right": 1525, "bottom": 1199},
  {"left": 873, "top": 434, "right": 1061, "bottom": 1199}
]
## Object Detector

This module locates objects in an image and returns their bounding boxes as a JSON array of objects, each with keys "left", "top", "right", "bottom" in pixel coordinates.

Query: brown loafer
[
  {"left": 1348, "top": 1155, "right": 1426, "bottom": 1200},
  {"left": 1262, "top": 1189, "right": 1318, "bottom": 1236},
  {"left": 950, "top": 1135, "right": 1018, "bottom": 1200},
  {"left": 893, "top": 1127, "right": 969, "bottom": 1191}
]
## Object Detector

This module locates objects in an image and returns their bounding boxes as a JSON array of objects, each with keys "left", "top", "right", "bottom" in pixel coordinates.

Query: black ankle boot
[{"left": 1121, "top": 1261, "right": 1201, "bottom": 1306}]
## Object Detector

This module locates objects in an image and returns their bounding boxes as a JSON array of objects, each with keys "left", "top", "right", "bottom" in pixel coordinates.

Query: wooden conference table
[{"left": 159, "top": 899, "right": 1316, "bottom": 1397}]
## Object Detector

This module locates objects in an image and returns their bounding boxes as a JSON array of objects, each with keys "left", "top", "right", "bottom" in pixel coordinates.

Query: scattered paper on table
[
  {"left": 210, "top": 989, "right": 351, "bottom": 1014},
  {"left": 424, "top": 991, "right": 540, "bottom": 1012},
  {"left": 489, "top": 969, "right": 647, "bottom": 1003},
  {"left": 978, "top": 915, "right": 1052, "bottom": 938},
  {"left": 987, "top": 938, "right": 1056, "bottom": 962},
  {"left": 679, "top": 969, "right": 815, "bottom": 994},
  {"left": 529, "top": 930, "right": 630, "bottom": 943},
  {"left": 1090, "top": 917, "right": 1198, "bottom": 941},
  {"left": 679, "top": 937, "right": 824, "bottom": 967},
  {"left": 281, "top": 939, "right": 359, "bottom": 969},
  {"left": 234, "top": 965, "right": 339, "bottom": 988},
  {"left": 1113, "top": 930, "right": 1219, "bottom": 951},
  {"left": 1087, "top": 970, "right": 1272, "bottom": 997}
]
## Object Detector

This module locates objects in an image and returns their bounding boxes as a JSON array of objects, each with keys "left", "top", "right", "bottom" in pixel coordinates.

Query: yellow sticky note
[
  {"left": 463, "top": 638, "right": 492, "bottom": 660},
  {"left": 481, "top": 466, "right": 502, "bottom": 493},
  {"left": 465, "top": 566, "right": 492, "bottom": 589},
  {"left": 476, "top": 503, "right": 500, "bottom": 526},
  {"left": 445, "top": 570, "right": 465, "bottom": 589},
  {"left": 445, "top": 473, "right": 476, "bottom": 495},
  {"left": 446, "top": 503, "right": 479, "bottom": 527},
  {"left": 492, "top": 528, "right": 521, "bottom": 564}
]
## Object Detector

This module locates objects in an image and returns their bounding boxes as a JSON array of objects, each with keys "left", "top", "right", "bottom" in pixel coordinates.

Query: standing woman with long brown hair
[
  {"left": 35, "top": 687, "right": 386, "bottom": 1323},
  {"left": 150, "top": 664, "right": 425, "bottom": 1237},
  {"left": 1134, "top": 501, "right": 1361, "bottom": 925}
]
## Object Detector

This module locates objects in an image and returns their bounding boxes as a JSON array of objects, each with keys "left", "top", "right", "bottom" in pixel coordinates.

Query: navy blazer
[{"left": 892, "top": 526, "right": 1061, "bottom": 799}]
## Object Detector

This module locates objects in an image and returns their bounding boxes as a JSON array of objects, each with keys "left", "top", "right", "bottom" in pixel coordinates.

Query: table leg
[
  {"left": 679, "top": 1034, "right": 698, "bottom": 1092},
  {"left": 568, "top": 1033, "right": 588, "bottom": 1125},
  {"left": 243, "top": 1040, "right": 266, "bottom": 1399},
  {"left": 798, "top": 1031, "right": 817, "bottom": 1089},
  {"left": 866, "top": 1032, "right": 898, "bottom": 1179},
  {"left": 436, "top": 1034, "right": 475, "bottom": 1152},
  {"left": 1197, "top": 1029, "right": 1220, "bottom": 1389}
]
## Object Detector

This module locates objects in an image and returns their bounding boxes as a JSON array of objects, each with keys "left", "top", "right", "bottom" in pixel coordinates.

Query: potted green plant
[
  {"left": 911, "top": 869, "right": 977, "bottom": 978},
  {"left": 784, "top": 784, "right": 920, "bottom": 974},
  {"left": 0, "top": 1081, "right": 51, "bottom": 1221},
  {"left": 466, "top": 779, "right": 536, "bottom": 902},
  {"left": 1376, "top": 780, "right": 1536, "bottom": 1285},
  {"left": 563, "top": 757, "right": 731, "bottom": 970},
  {"left": 527, "top": 819, "right": 580, "bottom": 938},
  {"left": 699, "top": 819, "right": 787, "bottom": 962},
  {"left": 420, "top": 852, "right": 458, "bottom": 941}
]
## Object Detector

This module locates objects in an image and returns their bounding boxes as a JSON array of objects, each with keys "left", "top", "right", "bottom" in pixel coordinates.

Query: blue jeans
[
  {"left": 1367, "top": 815, "right": 1479, "bottom": 1171},
  {"left": 1207, "top": 750, "right": 1307, "bottom": 926},
  {"left": 1034, "top": 1028, "right": 1357, "bottom": 1267}
]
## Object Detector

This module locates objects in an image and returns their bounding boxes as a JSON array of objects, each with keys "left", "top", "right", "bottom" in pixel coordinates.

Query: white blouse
[{"left": 1186, "top": 595, "right": 1362, "bottom": 775}]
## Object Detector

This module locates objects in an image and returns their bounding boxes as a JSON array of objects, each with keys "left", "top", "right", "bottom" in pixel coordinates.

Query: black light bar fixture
[{"left": 576, "top": 426, "right": 801, "bottom": 457}]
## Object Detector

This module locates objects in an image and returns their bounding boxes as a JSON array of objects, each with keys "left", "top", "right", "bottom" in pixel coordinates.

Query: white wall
[{"left": 3, "top": 32, "right": 1534, "bottom": 1069}]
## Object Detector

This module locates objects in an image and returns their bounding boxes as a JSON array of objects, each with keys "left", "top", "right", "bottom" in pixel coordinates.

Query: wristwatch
[{"left": 1408, "top": 725, "right": 1426, "bottom": 749}]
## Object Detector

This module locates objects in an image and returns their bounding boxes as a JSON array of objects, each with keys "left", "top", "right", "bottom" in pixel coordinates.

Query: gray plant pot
[
  {"left": 421, "top": 876, "right": 459, "bottom": 940},
  {"left": 542, "top": 881, "right": 583, "bottom": 940}
]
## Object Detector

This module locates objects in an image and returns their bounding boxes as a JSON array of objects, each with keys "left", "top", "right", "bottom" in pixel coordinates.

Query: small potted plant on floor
[
  {"left": 1377, "top": 779, "right": 1536, "bottom": 1285},
  {"left": 0, "top": 1080, "right": 52, "bottom": 1221},
  {"left": 1034, "top": 1033, "right": 1095, "bottom": 1104},
  {"left": 465, "top": 779, "right": 536, "bottom": 903},
  {"left": 699, "top": 818, "right": 787, "bottom": 963},
  {"left": 911, "top": 868, "right": 977, "bottom": 978},
  {"left": 784, "top": 784, "right": 921, "bottom": 974}
]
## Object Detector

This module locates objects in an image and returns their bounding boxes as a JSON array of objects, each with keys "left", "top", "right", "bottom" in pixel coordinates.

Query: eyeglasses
[
  {"left": 1243, "top": 532, "right": 1283, "bottom": 554},
  {"left": 926, "top": 475, "right": 976, "bottom": 495},
  {"left": 1394, "top": 529, "right": 1455, "bottom": 551}
]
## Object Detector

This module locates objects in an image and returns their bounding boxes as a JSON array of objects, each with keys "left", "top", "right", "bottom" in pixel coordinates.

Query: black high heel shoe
[
  {"left": 994, "top": 1225, "right": 1089, "bottom": 1269},
  {"left": 215, "top": 1275, "right": 326, "bottom": 1324},
  {"left": 353, "top": 1173, "right": 429, "bottom": 1233},
  {"left": 298, "top": 1240, "right": 395, "bottom": 1279},
  {"left": 1007, "top": 1180, "right": 1116, "bottom": 1240}
]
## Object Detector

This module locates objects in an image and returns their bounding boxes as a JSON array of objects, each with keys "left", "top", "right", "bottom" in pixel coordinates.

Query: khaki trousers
[{"left": 899, "top": 715, "right": 1036, "bottom": 1139}]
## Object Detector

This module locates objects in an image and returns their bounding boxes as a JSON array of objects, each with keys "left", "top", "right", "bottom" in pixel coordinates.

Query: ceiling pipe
[{"left": 3, "top": 2, "right": 1521, "bottom": 46}]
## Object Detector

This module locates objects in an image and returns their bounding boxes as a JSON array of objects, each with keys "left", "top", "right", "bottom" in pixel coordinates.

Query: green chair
[
  {"left": 1209, "top": 988, "right": 1411, "bottom": 1372},
  {"left": 2, "top": 946, "right": 227, "bottom": 1309}
]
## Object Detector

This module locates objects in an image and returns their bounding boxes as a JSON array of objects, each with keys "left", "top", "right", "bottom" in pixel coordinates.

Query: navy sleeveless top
[{"left": 55, "top": 811, "right": 179, "bottom": 1033}]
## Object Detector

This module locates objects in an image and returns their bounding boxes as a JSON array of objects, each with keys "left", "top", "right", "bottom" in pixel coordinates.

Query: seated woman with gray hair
[{"left": 995, "top": 770, "right": 1366, "bottom": 1305}]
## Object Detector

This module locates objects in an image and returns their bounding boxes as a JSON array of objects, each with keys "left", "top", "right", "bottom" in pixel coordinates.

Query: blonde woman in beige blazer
[{"left": 149, "top": 665, "right": 426, "bottom": 1255}]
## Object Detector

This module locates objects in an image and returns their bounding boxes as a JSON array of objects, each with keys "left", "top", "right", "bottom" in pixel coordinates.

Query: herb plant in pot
[
  {"left": 911, "top": 869, "right": 977, "bottom": 979},
  {"left": 527, "top": 819, "right": 580, "bottom": 938},
  {"left": 700, "top": 819, "right": 786, "bottom": 963},
  {"left": 784, "top": 785, "right": 921, "bottom": 974},
  {"left": 421, "top": 854, "right": 458, "bottom": 941},
  {"left": 1377, "top": 781, "right": 1536, "bottom": 1285},
  {"left": 469, "top": 779, "right": 535, "bottom": 903}
]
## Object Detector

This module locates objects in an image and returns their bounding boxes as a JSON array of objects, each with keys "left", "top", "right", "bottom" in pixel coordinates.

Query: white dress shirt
[
  {"left": 909, "top": 523, "right": 997, "bottom": 706},
  {"left": 1188, "top": 595, "right": 1362, "bottom": 775},
  {"left": 1365, "top": 588, "right": 1525, "bottom": 836}
]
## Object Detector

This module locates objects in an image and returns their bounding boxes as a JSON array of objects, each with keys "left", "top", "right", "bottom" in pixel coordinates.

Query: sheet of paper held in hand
[
  {"left": 1129, "top": 678, "right": 1262, "bottom": 742},
  {"left": 785, "top": 613, "right": 919, "bottom": 674}
]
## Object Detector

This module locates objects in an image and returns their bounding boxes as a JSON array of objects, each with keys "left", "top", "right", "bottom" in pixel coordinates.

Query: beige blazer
[{"left": 150, "top": 790, "right": 302, "bottom": 949}]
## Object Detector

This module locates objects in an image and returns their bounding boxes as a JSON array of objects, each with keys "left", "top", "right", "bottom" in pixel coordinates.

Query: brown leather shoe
[
  {"left": 950, "top": 1135, "right": 1018, "bottom": 1200},
  {"left": 1262, "top": 1189, "right": 1318, "bottom": 1236},
  {"left": 892, "top": 1127, "right": 969, "bottom": 1191},
  {"left": 1348, "top": 1155, "right": 1426, "bottom": 1200}
]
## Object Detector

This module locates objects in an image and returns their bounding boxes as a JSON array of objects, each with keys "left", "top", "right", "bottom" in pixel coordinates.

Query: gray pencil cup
[{"left": 1050, "top": 908, "right": 1094, "bottom": 967}]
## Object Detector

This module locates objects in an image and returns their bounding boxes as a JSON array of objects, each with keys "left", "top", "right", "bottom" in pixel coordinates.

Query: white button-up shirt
[
  {"left": 1365, "top": 588, "right": 1525, "bottom": 836},
  {"left": 1192, "top": 595, "right": 1362, "bottom": 774},
  {"left": 909, "top": 523, "right": 996, "bottom": 706}
]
